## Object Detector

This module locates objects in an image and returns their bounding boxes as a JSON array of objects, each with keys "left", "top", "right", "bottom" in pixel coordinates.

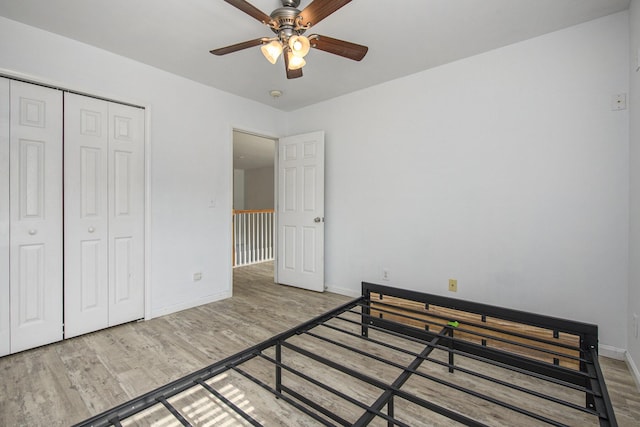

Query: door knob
[
  {"left": 28, "top": 229, "right": 37, "bottom": 235},
  {"left": 314, "top": 217, "right": 322, "bottom": 223},
  {"left": 88, "top": 226, "right": 95, "bottom": 233}
]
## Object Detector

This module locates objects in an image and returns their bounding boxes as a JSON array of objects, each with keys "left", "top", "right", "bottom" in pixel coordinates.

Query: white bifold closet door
[
  {"left": 8, "top": 79, "right": 64, "bottom": 354},
  {"left": 64, "top": 92, "right": 144, "bottom": 338}
]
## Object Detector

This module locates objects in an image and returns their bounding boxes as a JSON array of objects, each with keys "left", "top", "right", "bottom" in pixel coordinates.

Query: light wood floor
[{"left": 0, "top": 262, "right": 639, "bottom": 426}]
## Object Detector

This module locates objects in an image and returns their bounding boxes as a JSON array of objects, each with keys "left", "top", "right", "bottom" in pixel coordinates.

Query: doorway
[
  {"left": 232, "top": 130, "right": 276, "bottom": 272},
  {"left": 231, "top": 129, "right": 326, "bottom": 293}
]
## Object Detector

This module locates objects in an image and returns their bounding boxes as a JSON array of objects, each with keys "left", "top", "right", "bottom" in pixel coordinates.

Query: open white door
[{"left": 276, "top": 131, "right": 325, "bottom": 292}]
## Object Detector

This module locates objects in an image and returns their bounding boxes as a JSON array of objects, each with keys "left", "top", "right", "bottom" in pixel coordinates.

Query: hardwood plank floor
[{"left": 0, "top": 262, "right": 639, "bottom": 426}]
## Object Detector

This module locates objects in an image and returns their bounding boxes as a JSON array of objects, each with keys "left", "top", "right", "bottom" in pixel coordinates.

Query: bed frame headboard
[{"left": 361, "top": 282, "right": 615, "bottom": 425}]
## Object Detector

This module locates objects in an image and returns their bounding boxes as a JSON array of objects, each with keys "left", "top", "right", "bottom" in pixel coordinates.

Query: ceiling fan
[{"left": 210, "top": 0, "right": 368, "bottom": 79}]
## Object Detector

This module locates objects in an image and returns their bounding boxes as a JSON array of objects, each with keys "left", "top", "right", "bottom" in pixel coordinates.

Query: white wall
[
  {"left": 0, "top": 17, "right": 286, "bottom": 318},
  {"left": 234, "top": 169, "right": 245, "bottom": 210},
  {"left": 245, "top": 167, "right": 275, "bottom": 210},
  {"left": 286, "top": 12, "right": 630, "bottom": 349},
  {"left": 0, "top": 12, "right": 633, "bottom": 352},
  {"left": 629, "top": 0, "right": 640, "bottom": 382}
]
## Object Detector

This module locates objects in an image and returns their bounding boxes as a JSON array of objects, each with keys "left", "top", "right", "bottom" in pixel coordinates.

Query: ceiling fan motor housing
[
  {"left": 270, "top": 4, "right": 305, "bottom": 39},
  {"left": 281, "top": 0, "right": 301, "bottom": 7}
]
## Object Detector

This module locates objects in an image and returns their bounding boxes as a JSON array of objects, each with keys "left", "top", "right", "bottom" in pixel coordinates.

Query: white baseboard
[
  {"left": 325, "top": 284, "right": 360, "bottom": 298},
  {"left": 626, "top": 351, "right": 640, "bottom": 392},
  {"left": 600, "top": 345, "right": 640, "bottom": 392},
  {"left": 150, "top": 290, "right": 232, "bottom": 319},
  {"left": 599, "top": 344, "right": 626, "bottom": 360}
]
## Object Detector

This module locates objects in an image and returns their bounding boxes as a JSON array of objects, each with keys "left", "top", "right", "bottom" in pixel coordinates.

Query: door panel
[
  {"left": 284, "top": 167, "right": 297, "bottom": 211},
  {"left": 0, "top": 78, "right": 9, "bottom": 356},
  {"left": 303, "top": 166, "right": 317, "bottom": 210},
  {"left": 19, "top": 140, "right": 45, "bottom": 218},
  {"left": 64, "top": 93, "right": 109, "bottom": 338},
  {"left": 80, "top": 240, "right": 101, "bottom": 308},
  {"left": 302, "top": 226, "right": 317, "bottom": 273},
  {"left": 17, "top": 244, "right": 45, "bottom": 323},
  {"left": 113, "top": 237, "right": 132, "bottom": 303},
  {"left": 277, "top": 131, "right": 325, "bottom": 292},
  {"left": 9, "top": 80, "right": 63, "bottom": 353},
  {"left": 113, "top": 151, "right": 132, "bottom": 215},
  {"left": 108, "top": 102, "right": 144, "bottom": 326},
  {"left": 283, "top": 225, "right": 296, "bottom": 271},
  {"left": 81, "top": 147, "right": 102, "bottom": 216}
]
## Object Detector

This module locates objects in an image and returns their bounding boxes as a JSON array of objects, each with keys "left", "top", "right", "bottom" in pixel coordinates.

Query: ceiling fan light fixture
[
  {"left": 286, "top": 51, "right": 306, "bottom": 70},
  {"left": 289, "top": 35, "right": 310, "bottom": 57},
  {"left": 261, "top": 40, "right": 283, "bottom": 64},
  {"left": 212, "top": 0, "right": 369, "bottom": 79}
]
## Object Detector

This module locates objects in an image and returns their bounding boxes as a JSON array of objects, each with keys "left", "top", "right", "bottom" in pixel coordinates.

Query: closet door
[
  {"left": 64, "top": 93, "right": 109, "bottom": 338},
  {"left": 65, "top": 95, "right": 144, "bottom": 336},
  {"left": 108, "top": 102, "right": 144, "bottom": 326},
  {"left": 9, "top": 80, "right": 63, "bottom": 353},
  {"left": 0, "top": 78, "right": 9, "bottom": 357}
]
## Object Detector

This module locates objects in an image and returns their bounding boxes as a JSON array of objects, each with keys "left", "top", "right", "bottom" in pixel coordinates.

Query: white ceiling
[{"left": 0, "top": 0, "right": 630, "bottom": 111}]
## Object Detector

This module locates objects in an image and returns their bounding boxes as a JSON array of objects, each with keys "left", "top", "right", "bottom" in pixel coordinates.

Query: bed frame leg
[
  {"left": 361, "top": 286, "right": 371, "bottom": 338},
  {"left": 276, "top": 342, "right": 282, "bottom": 396},
  {"left": 448, "top": 328, "right": 455, "bottom": 373},
  {"left": 387, "top": 396, "right": 394, "bottom": 427}
]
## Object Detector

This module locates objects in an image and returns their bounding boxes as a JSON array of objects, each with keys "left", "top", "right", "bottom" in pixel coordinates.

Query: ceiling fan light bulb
[
  {"left": 287, "top": 51, "right": 306, "bottom": 70},
  {"left": 261, "top": 40, "right": 283, "bottom": 64},
  {"left": 289, "top": 35, "right": 310, "bottom": 57}
]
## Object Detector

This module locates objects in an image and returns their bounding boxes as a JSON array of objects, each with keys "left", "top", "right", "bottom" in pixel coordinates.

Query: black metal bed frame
[{"left": 73, "top": 282, "right": 617, "bottom": 427}]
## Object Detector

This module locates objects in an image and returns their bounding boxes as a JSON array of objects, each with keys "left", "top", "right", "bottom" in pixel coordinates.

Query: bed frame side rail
[{"left": 72, "top": 297, "right": 363, "bottom": 427}]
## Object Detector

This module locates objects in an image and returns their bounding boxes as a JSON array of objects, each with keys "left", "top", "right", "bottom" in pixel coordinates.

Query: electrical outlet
[
  {"left": 382, "top": 268, "right": 390, "bottom": 281},
  {"left": 448, "top": 279, "right": 457, "bottom": 292},
  {"left": 193, "top": 272, "right": 203, "bottom": 282},
  {"left": 611, "top": 93, "right": 627, "bottom": 110}
]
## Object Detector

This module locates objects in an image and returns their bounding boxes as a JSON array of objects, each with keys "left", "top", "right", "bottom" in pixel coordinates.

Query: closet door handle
[
  {"left": 28, "top": 229, "right": 37, "bottom": 236},
  {"left": 88, "top": 226, "right": 95, "bottom": 233}
]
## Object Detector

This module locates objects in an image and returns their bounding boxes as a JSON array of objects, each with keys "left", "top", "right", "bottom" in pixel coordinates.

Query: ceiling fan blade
[
  {"left": 284, "top": 53, "right": 303, "bottom": 79},
  {"left": 224, "top": 0, "right": 272, "bottom": 24},
  {"left": 298, "top": 0, "right": 352, "bottom": 28},
  {"left": 310, "top": 35, "right": 368, "bottom": 61},
  {"left": 286, "top": 67, "right": 303, "bottom": 79},
  {"left": 210, "top": 38, "right": 264, "bottom": 55}
]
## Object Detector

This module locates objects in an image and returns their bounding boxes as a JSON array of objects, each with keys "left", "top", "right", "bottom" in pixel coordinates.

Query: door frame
[
  {"left": 229, "top": 126, "right": 280, "bottom": 287},
  {"left": 0, "top": 67, "right": 153, "bottom": 321}
]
